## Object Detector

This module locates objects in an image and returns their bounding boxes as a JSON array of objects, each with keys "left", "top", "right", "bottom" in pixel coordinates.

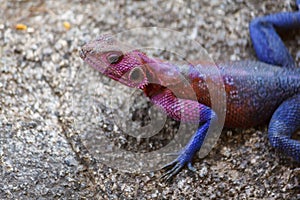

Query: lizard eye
[
  {"left": 129, "top": 67, "right": 144, "bottom": 83},
  {"left": 107, "top": 51, "right": 123, "bottom": 64}
]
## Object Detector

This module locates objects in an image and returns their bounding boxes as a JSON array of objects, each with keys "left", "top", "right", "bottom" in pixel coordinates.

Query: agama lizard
[{"left": 80, "top": 1, "right": 300, "bottom": 181}]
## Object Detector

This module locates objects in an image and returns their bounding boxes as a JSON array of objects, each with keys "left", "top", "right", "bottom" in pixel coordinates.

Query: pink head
[{"left": 80, "top": 35, "right": 153, "bottom": 89}]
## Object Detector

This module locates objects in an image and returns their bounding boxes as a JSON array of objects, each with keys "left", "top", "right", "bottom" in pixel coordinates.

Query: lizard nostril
[{"left": 79, "top": 49, "right": 87, "bottom": 59}]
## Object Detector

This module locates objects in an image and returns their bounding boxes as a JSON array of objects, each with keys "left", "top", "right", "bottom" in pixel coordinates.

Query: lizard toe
[
  {"left": 160, "top": 162, "right": 184, "bottom": 182},
  {"left": 187, "top": 162, "right": 196, "bottom": 172},
  {"left": 160, "top": 153, "right": 195, "bottom": 182}
]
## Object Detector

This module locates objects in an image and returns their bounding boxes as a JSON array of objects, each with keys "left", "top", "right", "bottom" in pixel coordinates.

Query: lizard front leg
[
  {"left": 146, "top": 88, "right": 217, "bottom": 181},
  {"left": 268, "top": 94, "right": 300, "bottom": 161}
]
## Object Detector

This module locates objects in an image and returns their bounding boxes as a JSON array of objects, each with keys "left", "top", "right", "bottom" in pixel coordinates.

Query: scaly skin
[{"left": 80, "top": 2, "right": 300, "bottom": 181}]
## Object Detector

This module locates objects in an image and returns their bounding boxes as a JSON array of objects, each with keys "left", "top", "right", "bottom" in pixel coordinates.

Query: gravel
[{"left": 1, "top": 0, "right": 299, "bottom": 199}]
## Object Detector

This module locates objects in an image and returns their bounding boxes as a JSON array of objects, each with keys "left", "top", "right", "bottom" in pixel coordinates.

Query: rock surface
[{"left": 1, "top": 0, "right": 299, "bottom": 199}]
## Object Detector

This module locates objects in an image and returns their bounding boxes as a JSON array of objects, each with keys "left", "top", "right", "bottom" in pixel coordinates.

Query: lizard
[{"left": 80, "top": 1, "right": 300, "bottom": 181}]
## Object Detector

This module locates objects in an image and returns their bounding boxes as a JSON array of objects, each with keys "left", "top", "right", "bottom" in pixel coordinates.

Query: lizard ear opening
[
  {"left": 107, "top": 51, "right": 124, "bottom": 64},
  {"left": 129, "top": 67, "right": 145, "bottom": 83}
]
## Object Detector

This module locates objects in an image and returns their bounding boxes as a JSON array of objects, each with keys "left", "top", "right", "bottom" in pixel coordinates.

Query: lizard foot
[{"left": 160, "top": 156, "right": 196, "bottom": 182}]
